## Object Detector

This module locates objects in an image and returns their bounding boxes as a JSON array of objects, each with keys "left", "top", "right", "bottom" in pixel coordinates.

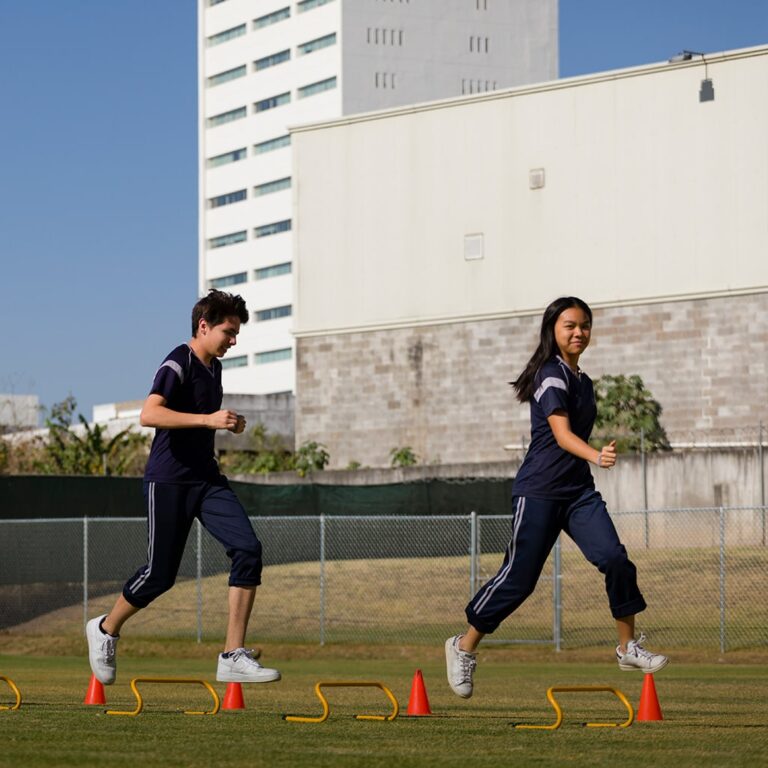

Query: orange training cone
[
  {"left": 83, "top": 674, "right": 106, "bottom": 705},
  {"left": 637, "top": 673, "right": 663, "bottom": 721},
  {"left": 222, "top": 682, "right": 245, "bottom": 710},
  {"left": 406, "top": 669, "right": 432, "bottom": 716}
]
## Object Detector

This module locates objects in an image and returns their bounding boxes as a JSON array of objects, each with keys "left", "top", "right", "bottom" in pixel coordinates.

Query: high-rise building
[{"left": 198, "top": 0, "right": 557, "bottom": 395}]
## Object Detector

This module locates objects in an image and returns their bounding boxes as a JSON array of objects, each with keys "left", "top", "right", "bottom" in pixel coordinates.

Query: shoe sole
[
  {"left": 444, "top": 637, "right": 472, "bottom": 699},
  {"left": 618, "top": 657, "right": 670, "bottom": 673},
  {"left": 216, "top": 671, "right": 281, "bottom": 683}
]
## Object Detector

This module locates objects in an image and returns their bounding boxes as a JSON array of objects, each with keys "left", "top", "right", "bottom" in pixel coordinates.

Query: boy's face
[{"left": 197, "top": 315, "right": 241, "bottom": 358}]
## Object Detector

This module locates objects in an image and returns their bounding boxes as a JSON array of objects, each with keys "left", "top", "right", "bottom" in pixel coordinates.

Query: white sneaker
[
  {"left": 86, "top": 614, "right": 119, "bottom": 685},
  {"left": 216, "top": 648, "right": 281, "bottom": 683},
  {"left": 445, "top": 635, "right": 477, "bottom": 699},
  {"left": 617, "top": 633, "right": 669, "bottom": 673}
]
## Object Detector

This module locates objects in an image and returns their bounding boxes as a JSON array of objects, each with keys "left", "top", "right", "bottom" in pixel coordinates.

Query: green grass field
[{"left": 1, "top": 643, "right": 766, "bottom": 768}]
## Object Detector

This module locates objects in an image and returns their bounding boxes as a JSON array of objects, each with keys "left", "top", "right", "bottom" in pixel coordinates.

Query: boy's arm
[
  {"left": 140, "top": 394, "right": 243, "bottom": 431},
  {"left": 547, "top": 410, "right": 616, "bottom": 468}
]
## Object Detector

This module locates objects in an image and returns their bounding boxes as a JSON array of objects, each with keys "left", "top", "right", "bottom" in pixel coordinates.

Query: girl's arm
[{"left": 547, "top": 410, "right": 616, "bottom": 468}]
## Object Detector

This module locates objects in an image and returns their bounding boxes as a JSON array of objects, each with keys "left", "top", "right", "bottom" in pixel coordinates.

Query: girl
[{"left": 445, "top": 296, "right": 668, "bottom": 699}]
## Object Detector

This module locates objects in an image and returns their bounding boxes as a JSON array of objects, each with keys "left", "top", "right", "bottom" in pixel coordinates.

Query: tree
[
  {"left": 27, "top": 396, "right": 149, "bottom": 476},
  {"left": 592, "top": 374, "right": 671, "bottom": 453}
]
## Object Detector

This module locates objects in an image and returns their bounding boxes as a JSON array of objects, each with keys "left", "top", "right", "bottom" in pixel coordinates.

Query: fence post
[
  {"left": 319, "top": 514, "right": 326, "bottom": 646},
  {"left": 759, "top": 422, "right": 765, "bottom": 545},
  {"left": 83, "top": 516, "right": 89, "bottom": 631},
  {"left": 553, "top": 535, "right": 562, "bottom": 652},
  {"left": 719, "top": 506, "right": 726, "bottom": 654},
  {"left": 641, "top": 429, "right": 649, "bottom": 547},
  {"left": 196, "top": 519, "right": 203, "bottom": 644},
  {"left": 469, "top": 511, "right": 477, "bottom": 599}
]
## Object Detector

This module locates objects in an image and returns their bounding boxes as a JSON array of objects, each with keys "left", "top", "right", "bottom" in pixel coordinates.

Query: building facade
[
  {"left": 198, "top": 0, "right": 558, "bottom": 396},
  {"left": 292, "top": 45, "right": 768, "bottom": 467}
]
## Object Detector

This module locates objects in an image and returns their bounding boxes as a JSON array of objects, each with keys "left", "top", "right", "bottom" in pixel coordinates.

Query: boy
[{"left": 86, "top": 290, "right": 280, "bottom": 685}]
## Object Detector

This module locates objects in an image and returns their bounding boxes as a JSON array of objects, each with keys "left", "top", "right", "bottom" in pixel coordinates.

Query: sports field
[{"left": 1, "top": 642, "right": 766, "bottom": 768}]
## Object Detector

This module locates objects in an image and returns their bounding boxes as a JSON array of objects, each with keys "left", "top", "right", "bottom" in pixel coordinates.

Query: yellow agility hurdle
[
  {"left": 284, "top": 681, "right": 399, "bottom": 724},
  {"left": 106, "top": 677, "right": 220, "bottom": 717},
  {"left": 515, "top": 685, "right": 634, "bottom": 730},
  {"left": 0, "top": 676, "right": 22, "bottom": 711}
]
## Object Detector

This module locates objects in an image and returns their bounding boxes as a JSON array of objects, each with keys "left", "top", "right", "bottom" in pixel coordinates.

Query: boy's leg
[
  {"left": 226, "top": 585, "right": 256, "bottom": 651},
  {"left": 86, "top": 482, "right": 197, "bottom": 685},
  {"left": 198, "top": 482, "right": 280, "bottom": 683}
]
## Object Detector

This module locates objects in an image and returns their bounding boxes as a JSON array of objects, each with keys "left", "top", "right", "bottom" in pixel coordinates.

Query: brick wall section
[{"left": 296, "top": 293, "right": 768, "bottom": 468}]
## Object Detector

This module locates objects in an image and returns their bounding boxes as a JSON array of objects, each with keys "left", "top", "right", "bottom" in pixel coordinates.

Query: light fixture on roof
[
  {"left": 668, "top": 50, "right": 704, "bottom": 63},
  {"left": 668, "top": 50, "right": 714, "bottom": 102}
]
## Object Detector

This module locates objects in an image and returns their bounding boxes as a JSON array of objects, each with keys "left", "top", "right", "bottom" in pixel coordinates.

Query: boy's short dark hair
[{"left": 191, "top": 290, "right": 249, "bottom": 336}]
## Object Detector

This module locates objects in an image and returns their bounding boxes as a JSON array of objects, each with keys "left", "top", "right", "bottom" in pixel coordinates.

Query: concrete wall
[
  {"left": 293, "top": 46, "right": 768, "bottom": 335},
  {"left": 296, "top": 292, "right": 768, "bottom": 467}
]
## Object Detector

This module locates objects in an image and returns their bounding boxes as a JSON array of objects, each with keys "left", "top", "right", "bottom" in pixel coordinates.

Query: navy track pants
[
  {"left": 466, "top": 489, "right": 646, "bottom": 634},
  {"left": 122, "top": 480, "right": 262, "bottom": 609}
]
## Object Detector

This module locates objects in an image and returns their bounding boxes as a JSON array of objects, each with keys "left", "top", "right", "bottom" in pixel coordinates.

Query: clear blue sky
[{"left": 1, "top": 1, "right": 766, "bottom": 423}]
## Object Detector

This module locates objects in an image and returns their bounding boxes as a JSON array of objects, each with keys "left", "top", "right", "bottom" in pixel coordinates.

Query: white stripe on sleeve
[
  {"left": 158, "top": 360, "right": 185, "bottom": 384},
  {"left": 533, "top": 376, "right": 567, "bottom": 403}
]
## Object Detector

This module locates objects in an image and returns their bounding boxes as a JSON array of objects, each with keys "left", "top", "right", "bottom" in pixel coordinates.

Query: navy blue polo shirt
[
  {"left": 512, "top": 356, "right": 597, "bottom": 500},
  {"left": 143, "top": 344, "right": 223, "bottom": 483}
]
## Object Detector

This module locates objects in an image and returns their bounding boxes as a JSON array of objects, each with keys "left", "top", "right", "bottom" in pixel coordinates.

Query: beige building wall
[{"left": 292, "top": 46, "right": 768, "bottom": 468}]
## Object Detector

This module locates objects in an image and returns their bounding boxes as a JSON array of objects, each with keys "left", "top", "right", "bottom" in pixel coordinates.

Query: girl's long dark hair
[{"left": 511, "top": 297, "right": 593, "bottom": 403}]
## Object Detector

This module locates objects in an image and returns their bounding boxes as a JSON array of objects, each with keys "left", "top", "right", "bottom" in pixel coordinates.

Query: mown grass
[{"left": 1, "top": 646, "right": 766, "bottom": 768}]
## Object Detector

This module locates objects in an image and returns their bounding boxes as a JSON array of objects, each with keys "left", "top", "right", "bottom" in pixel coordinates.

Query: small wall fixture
[
  {"left": 529, "top": 168, "right": 545, "bottom": 190},
  {"left": 464, "top": 233, "right": 484, "bottom": 261}
]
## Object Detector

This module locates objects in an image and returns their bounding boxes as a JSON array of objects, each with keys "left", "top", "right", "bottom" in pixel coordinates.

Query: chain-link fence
[{"left": 1, "top": 508, "right": 766, "bottom": 651}]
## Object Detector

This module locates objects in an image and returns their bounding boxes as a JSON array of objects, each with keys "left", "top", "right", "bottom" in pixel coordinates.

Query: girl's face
[{"left": 554, "top": 307, "right": 591, "bottom": 363}]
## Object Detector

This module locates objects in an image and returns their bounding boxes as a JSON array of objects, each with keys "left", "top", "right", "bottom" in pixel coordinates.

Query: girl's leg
[
  {"left": 464, "top": 496, "right": 562, "bottom": 641},
  {"left": 563, "top": 489, "right": 647, "bottom": 622},
  {"left": 615, "top": 614, "right": 635, "bottom": 652}
]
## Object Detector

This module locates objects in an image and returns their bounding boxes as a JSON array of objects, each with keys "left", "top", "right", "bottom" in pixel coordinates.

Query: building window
[
  {"left": 254, "top": 7, "right": 290, "bottom": 29},
  {"left": 298, "top": 32, "right": 337, "bottom": 56},
  {"left": 208, "top": 189, "right": 247, "bottom": 209},
  {"left": 254, "top": 49, "right": 290, "bottom": 71},
  {"left": 255, "top": 348, "right": 292, "bottom": 364},
  {"left": 207, "top": 64, "right": 247, "bottom": 88},
  {"left": 254, "top": 92, "right": 291, "bottom": 112},
  {"left": 297, "top": 0, "right": 334, "bottom": 12},
  {"left": 221, "top": 355, "right": 248, "bottom": 369},
  {"left": 206, "top": 23, "right": 246, "bottom": 47},
  {"left": 206, "top": 148, "right": 247, "bottom": 169},
  {"left": 206, "top": 106, "right": 247, "bottom": 128},
  {"left": 253, "top": 134, "right": 291, "bottom": 155},
  {"left": 255, "top": 262, "right": 292, "bottom": 280},
  {"left": 255, "top": 220, "right": 291, "bottom": 238},
  {"left": 208, "top": 230, "right": 247, "bottom": 249},
  {"left": 298, "top": 76, "right": 337, "bottom": 99},
  {"left": 254, "top": 177, "right": 291, "bottom": 197},
  {"left": 209, "top": 272, "right": 247, "bottom": 289},
  {"left": 255, "top": 305, "right": 292, "bottom": 322}
]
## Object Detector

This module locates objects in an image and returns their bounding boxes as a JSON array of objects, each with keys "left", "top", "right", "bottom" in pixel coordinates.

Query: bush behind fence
[{"left": 1, "top": 507, "right": 766, "bottom": 651}]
